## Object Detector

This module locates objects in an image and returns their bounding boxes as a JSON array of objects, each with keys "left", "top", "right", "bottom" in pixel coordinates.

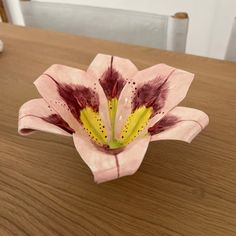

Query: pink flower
[{"left": 18, "top": 54, "right": 209, "bottom": 183}]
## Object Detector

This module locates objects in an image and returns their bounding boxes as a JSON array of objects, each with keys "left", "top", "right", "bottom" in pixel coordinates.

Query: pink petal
[
  {"left": 87, "top": 54, "right": 138, "bottom": 101},
  {"left": 87, "top": 54, "right": 138, "bottom": 136},
  {"left": 34, "top": 64, "right": 111, "bottom": 138},
  {"left": 150, "top": 106, "right": 209, "bottom": 143},
  {"left": 18, "top": 98, "right": 73, "bottom": 136},
  {"left": 73, "top": 129, "right": 150, "bottom": 183},
  {"left": 73, "top": 128, "right": 118, "bottom": 183},
  {"left": 116, "top": 135, "right": 151, "bottom": 178},
  {"left": 115, "top": 64, "right": 194, "bottom": 138},
  {"left": 87, "top": 54, "right": 138, "bottom": 87}
]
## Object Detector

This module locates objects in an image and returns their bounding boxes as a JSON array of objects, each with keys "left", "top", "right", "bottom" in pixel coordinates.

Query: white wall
[{"left": 33, "top": 0, "right": 236, "bottom": 59}]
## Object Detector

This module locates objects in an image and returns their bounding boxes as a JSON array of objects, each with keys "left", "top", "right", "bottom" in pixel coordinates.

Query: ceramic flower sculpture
[{"left": 18, "top": 54, "right": 209, "bottom": 183}]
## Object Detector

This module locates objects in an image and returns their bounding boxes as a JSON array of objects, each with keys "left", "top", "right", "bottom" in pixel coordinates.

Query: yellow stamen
[
  {"left": 108, "top": 98, "right": 118, "bottom": 139},
  {"left": 80, "top": 107, "right": 108, "bottom": 145},
  {"left": 119, "top": 106, "right": 152, "bottom": 145}
]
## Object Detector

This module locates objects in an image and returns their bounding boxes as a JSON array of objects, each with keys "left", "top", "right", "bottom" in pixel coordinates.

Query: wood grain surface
[{"left": 0, "top": 23, "right": 236, "bottom": 236}]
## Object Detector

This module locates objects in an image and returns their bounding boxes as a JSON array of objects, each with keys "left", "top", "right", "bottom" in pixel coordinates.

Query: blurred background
[{"left": 1, "top": 0, "right": 236, "bottom": 61}]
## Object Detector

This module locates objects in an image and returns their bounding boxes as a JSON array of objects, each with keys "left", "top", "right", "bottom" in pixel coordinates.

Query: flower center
[{"left": 80, "top": 102, "right": 152, "bottom": 150}]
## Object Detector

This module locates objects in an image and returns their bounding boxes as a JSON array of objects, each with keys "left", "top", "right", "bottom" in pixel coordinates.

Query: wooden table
[{"left": 0, "top": 23, "right": 236, "bottom": 236}]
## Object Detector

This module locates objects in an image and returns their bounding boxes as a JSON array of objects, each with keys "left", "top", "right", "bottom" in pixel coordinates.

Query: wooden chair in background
[
  {"left": 225, "top": 17, "right": 236, "bottom": 61},
  {"left": 0, "top": 0, "right": 8, "bottom": 22},
  {"left": 0, "top": 0, "right": 7, "bottom": 52},
  {"left": 2, "top": 0, "right": 189, "bottom": 53}
]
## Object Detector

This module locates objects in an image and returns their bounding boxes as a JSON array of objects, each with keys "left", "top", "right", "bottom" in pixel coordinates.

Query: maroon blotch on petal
[
  {"left": 132, "top": 69, "right": 175, "bottom": 116},
  {"left": 42, "top": 114, "right": 75, "bottom": 134},
  {"left": 99, "top": 56, "right": 126, "bottom": 99},
  {"left": 148, "top": 115, "right": 179, "bottom": 135},
  {"left": 44, "top": 73, "right": 99, "bottom": 122}
]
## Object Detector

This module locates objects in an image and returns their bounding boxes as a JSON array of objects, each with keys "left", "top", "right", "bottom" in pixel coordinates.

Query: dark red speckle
[
  {"left": 132, "top": 69, "right": 175, "bottom": 116},
  {"left": 44, "top": 73, "right": 99, "bottom": 122},
  {"left": 42, "top": 114, "right": 74, "bottom": 134},
  {"left": 99, "top": 56, "right": 126, "bottom": 99},
  {"left": 148, "top": 115, "right": 179, "bottom": 135}
]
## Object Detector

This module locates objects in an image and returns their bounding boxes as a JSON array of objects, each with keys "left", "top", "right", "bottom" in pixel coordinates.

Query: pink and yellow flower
[{"left": 18, "top": 54, "right": 209, "bottom": 183}]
